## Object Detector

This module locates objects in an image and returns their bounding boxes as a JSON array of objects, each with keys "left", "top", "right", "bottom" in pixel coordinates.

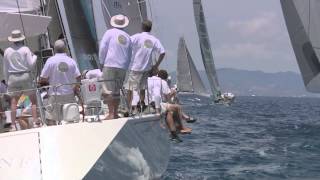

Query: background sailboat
[
  {"left": 280, "top": 0, "right": 320, "bottom": 92},
  {"left": 193, "top": 0, "right": 235, "bottom": 103},
  {"left": 177, "top": 37, "right": 208, "bottom": 96}
]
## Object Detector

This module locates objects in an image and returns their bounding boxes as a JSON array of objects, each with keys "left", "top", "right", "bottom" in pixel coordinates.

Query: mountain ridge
[{"left": 171, "top": 68, "right": 318, "bottom": 97}]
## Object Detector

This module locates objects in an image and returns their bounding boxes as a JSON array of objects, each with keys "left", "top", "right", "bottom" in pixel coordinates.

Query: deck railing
[{"left": 0, "top": 78, "right": 159, "bottom": 132}]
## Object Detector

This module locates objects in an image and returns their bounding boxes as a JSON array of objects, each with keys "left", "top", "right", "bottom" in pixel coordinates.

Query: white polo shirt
[
  {"left": 86, "top": 69, "right": 102, "bottom": 79},
  {"left": 147, "top": 76, "right": 170, "bottom": 102},
  {"left": 3, "top": 44, "right": 37, "bottom": 81},
  {"left": 40, "top": 53, "right": 81, "bottom": 95},
  {"left": 129, "top": 32, "right": 165, "bottom": 72},
  {"left": 99, "top": 28, "right": 132, "bottom": 69}
]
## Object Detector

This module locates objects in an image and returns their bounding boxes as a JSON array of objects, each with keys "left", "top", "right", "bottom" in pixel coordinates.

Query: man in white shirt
[
  {"left": 124, "top": 20, "right": 165, "bottom": 112},
  {"left": 3, "top": 30, "right": 38, "bottom": 130},
  {"left": 148, "top": 70, "right": 192, "bottom": 142},
  {"left": 40, "top": 40, "right": 81, "bottom": 125},
  {"left": 99, "top": 14, "right": 131, "bottom": 120}
]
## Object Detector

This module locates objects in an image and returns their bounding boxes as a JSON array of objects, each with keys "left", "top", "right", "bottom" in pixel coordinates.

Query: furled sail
[
  {"left": 0, "top": 0, "right": 41, "bottom": 13},
  {"left": 177, "top": 37, "right": 208, "bottom": 95},
  {"left": 281, "top": 0, "right": 320, "bottom": 92},
  {"left": 193, "top": 0, "right": 221, "bottom": 99},
  {"left": 100, "top": 0, "right": 147, "bottom": 35}
]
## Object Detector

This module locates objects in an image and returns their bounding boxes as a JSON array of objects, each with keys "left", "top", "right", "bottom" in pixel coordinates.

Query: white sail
[
  {"left": 100, "top": 0, "right": 148, "bottom": 35},
  {"left": 281, "top": 0, "right": 320, "bottom": 92},
  {"left": 193, "top": 0, "right": 221, "bottom": 99},
  {"left": 0, "top": 12, "right": 51, "bottom": 41},
  {"left": 0, "top": 0, "right": 41, "bottom": 13},
  {"left": 177, "top": 37, "right": 208, "bottom": 96}
]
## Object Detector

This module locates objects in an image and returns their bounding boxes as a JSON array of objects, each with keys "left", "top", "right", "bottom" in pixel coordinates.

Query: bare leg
[
  {"left": 113, "top": 95, "right": 120, "bottom": 119},
  {"left": 29, "top": 93, "right": 39, "bottom": 127},
  {"left": 103, "top": 94, "right": 114, "bottom": 120},
  {"left": 139, "top": 89, "right": 145, "bottom": 102},
  {"left": 18, "top": 118, "right": 29, "bottom": 130},
  {"left": 127, "top": 90, "right": 133, "bottom": 112},
  {"left": 10, "top": 96, "right": 18, "bottom": 130},
  {"left": 167, "top": 104, "right": 192, "bottom": 133},
  {"left": 166, "top": 111, "right": 182, "bottom": 142},
  {"left": 166, "top": 111, "right": 176, "bottom": 132}
]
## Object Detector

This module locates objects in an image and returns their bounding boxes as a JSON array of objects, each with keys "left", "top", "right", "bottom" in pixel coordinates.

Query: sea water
[{"left": 163, "top": 96, "right": 320, "bottom": 180}]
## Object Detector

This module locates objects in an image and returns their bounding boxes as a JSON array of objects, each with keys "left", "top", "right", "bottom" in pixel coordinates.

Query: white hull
[{"left": 0, "top": 115, "right": 170, "bottom": 180}]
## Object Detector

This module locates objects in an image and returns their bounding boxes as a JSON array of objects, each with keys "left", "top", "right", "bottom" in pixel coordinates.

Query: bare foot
[
  {"left": 180, "top": 127, "right": 192, "bottom": 134},
  {"left": 104, "top": 114, "right": 114, "bottom": 120}
]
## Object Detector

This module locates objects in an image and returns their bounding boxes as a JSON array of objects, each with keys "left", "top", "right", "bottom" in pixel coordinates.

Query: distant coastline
[{"left": 171, "top": 68, "right": 319, "bottom": 98}]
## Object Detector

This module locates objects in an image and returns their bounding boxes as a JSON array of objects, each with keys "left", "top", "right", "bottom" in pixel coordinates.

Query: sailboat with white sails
[
  {"left": 176, "top": 37, "right": 209, "bottom": 97},
  {"left": 0, "top": 1, "right": 170, "bottom": 179},
  {"left": 193, "top": 0, "right": 235, "bottom": 104},
  {"left": 280, "top": 0, "right": 320, "bottom": 93}
]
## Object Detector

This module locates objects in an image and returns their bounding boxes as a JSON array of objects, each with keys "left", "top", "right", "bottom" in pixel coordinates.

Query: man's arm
[
  {"left": 153, "top": 53, "right": 165, "bottom": 69},
  {"left": 152, "top": 39, "right": 166, "bottom": 71},
  {"left": 99, "top": 33, "right": 109, "bottom": 70}
]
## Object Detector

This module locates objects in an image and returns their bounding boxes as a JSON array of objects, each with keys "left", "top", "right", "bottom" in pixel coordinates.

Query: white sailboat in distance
[
  {"left": 176, "top": 37, "right": 209, "bottom": 96},
  {"left": 193, "top": 0, "right": 235, "bottom": 104}
]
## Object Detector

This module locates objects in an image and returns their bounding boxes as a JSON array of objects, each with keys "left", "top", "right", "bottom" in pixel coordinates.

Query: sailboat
[
  {"left": 280, "top": 0, "right": 320, "bottom": 93},
  {"left": 176, "top": 37, "right": 209, "bottom": 96},
  {"left": 193, "top": 0, "right": 235, "bottom": 104},
  {"left": 0, "top": 1, "right": 170, "bottom": 179}
]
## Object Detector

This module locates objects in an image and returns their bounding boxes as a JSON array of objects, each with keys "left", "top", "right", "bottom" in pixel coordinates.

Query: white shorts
[
  {"left": 160, "top": 102, "right": 169, "bottom": 113},
  {"left": 124, "top": 70, "right": 149, "bottom": 91},
  {"left": 46, "top": 94, "right": 76, "bottom": 121},
  {"left": 8, "top": 72, "right": 34, "bottom": 94},
  {"left": 101, "top": 67, "right": 126, "bottom": 95}
]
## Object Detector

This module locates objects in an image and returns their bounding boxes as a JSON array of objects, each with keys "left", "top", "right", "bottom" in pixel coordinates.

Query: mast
[{"left": 193, "top": 0, "right": 221, "bottom": 99}]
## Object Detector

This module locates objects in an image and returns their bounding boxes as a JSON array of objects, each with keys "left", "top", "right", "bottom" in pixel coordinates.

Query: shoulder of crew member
[{"left": 3, "top": 47, "right": 13, "bottom": 55}]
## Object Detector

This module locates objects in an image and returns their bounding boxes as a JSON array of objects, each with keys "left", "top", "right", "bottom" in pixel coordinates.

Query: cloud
[
  {"left": 215, "top": 42, "right": 271, "bottom": 59},
  {"left": 227, "top": 12, "right": 281, "bottom": 39}
]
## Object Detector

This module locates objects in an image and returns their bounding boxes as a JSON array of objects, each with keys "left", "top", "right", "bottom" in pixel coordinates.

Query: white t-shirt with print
[
  {"left": 129, "top": 32, "right": 165, "bottom": 72},
  {"left": 40, "top": 53, "right": 81, "bottom": 95},
  {"left": 3, "top": 44, "right": 37, "bottom": 81},
  {"left": 99, "top": 28, "right": 132, "bottom": 70}
]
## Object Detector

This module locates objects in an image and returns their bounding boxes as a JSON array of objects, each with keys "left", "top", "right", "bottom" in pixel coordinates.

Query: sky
[{"left": 149, "top": 0, "right": 299, "bottom": 73}]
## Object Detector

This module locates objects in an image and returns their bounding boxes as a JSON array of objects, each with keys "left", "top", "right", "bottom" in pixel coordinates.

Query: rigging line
[
  {"left": 102, "top": 0, "right": 112, "bottom": 18},
  {"left": 15, "top": 0, "right": 28, "bottom": 46},
  {"left": 137, "top": 0, "right": 143, "bottom": 22}
]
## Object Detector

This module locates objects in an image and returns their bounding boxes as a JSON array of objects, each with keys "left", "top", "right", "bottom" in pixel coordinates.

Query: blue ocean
[{"left": 163, "top": 96, "right": 320, "bottom": 180}]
